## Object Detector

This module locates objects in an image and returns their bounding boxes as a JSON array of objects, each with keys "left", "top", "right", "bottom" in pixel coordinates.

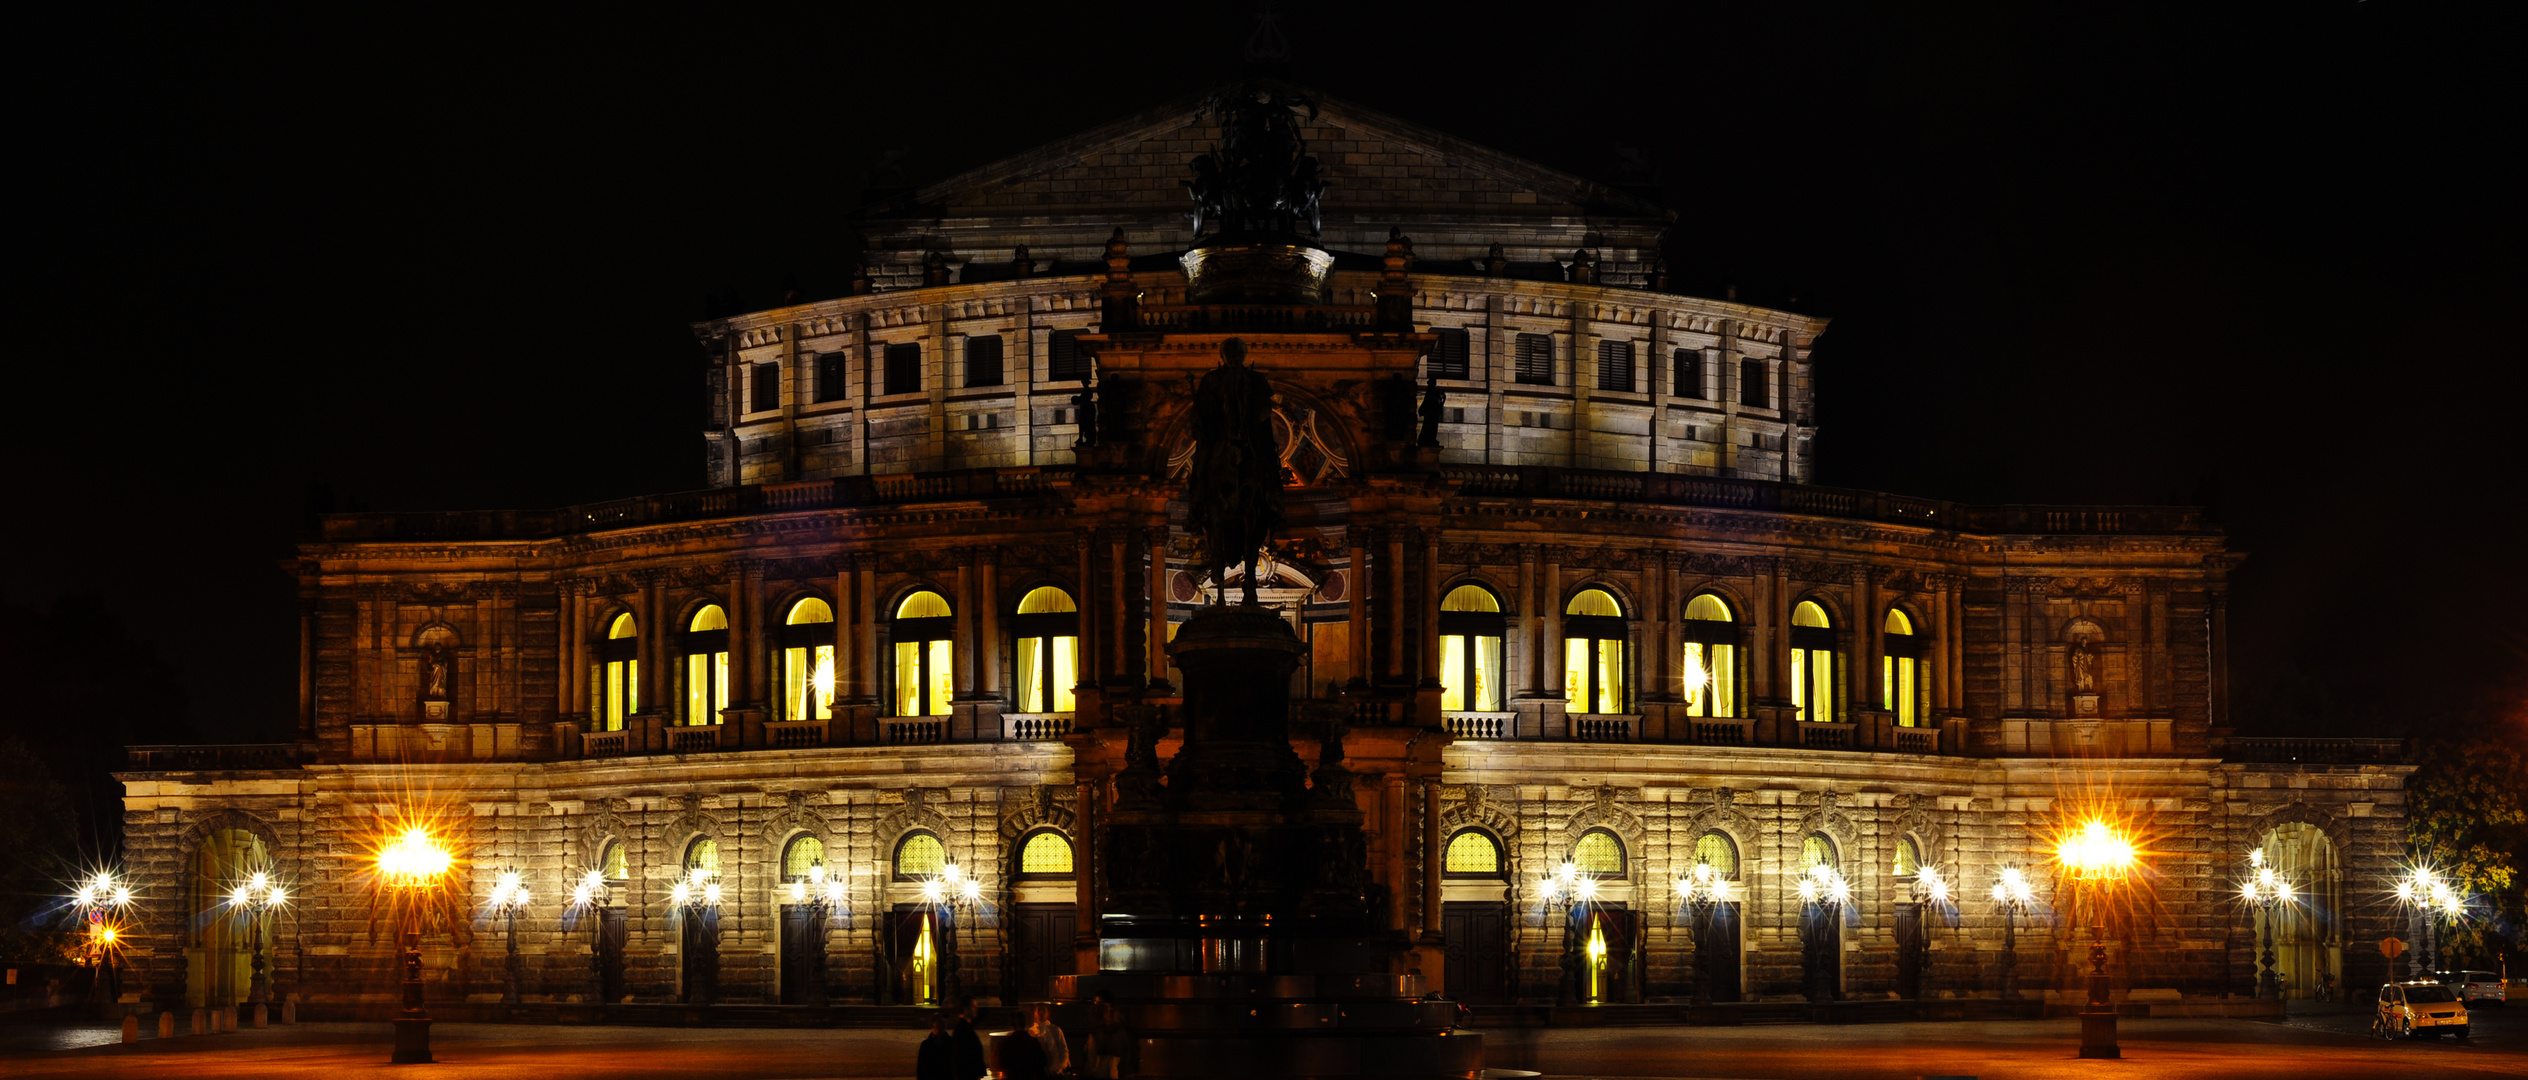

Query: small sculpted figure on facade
[
  {"left": 1418, "top": 370, "right": 1445, "bottom": 448},
  {"left": 1072, "top": 376, "right": 1099, "bottom": 449},
  {"left": 421, "top": 646, "right": 452, "bottom": 701},
  {"left": 1185, "top": 338, "right": 1284, "bottom": 605},
  {"left": 1194, "top": 85, "right": 1325, "bottom": 237},
  {"left": 2072, "top": 638, "right": 2100, "bottom": 693}
]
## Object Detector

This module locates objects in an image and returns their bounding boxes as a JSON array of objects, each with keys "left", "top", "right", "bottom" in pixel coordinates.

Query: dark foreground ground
[{"left": 2, "top": 1003, "right": 2519, "bottom": 1079}]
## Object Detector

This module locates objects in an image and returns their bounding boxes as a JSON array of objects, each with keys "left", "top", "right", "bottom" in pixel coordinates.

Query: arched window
[
  {"left": 1693, "top": 831, "right": 1740, "bottom": 880},
  {"left": 594, "top": 613, "right": 638, "bottom": 731},
  {"left": 600, "top": 839, "right": 628, "bottom": 882},
  {"left": 684, "top": 837, "right": 720, "bottom": 882},
  {"left": 189, "top": 828, "right": 270, "bottom": 1008},
  {"left": 1438, "top": 585, "right": 1506, "bottom": 712},
  {"left": 781, "top": 835, "right": 826, "bottom": 883},
  {"left": 894, "top": 832, "right": 947, "bottom": 880},
  {"left": 780, "top": 598, "right": 836, "bottom": 722},
  {"left": 1893, "top": 835, "right": 1922, "bottom": 881},
  {"left": 1443, "top": 829, "right": 1505, "bottom": 878},
  {"left": 682, "top": 605, "right": 730, "bottom": 726},
  {"left": 1790, "top": 601, "right": 1838, "bottom": 723},
  {"left": 1017, "top": 830, "right": 1075, "bottom": 878},
  {"left": 1883, "top": 608, "right": 1925, "bottom": 727},
  {"left": 892, "top": 591, "right": 954, "bottom": 717},
  {"left": 1800, "top": 833, "right": 1837, "bottom": 873},
  {"left": 1563, "top": 589, "right": 1629, "bottom": 715},
  {"left": 1010, "top": 587, "right": 1079, "bottom": 714},
  {"left": 1572, "top": 828, "right": 1626, "bottom": 877},
  {"left": 1681, "top": 593, "right": 1738, "bottom": 718}
]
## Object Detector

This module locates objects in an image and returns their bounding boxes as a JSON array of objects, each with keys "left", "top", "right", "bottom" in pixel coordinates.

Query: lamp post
[
  {"left": 785, "top": 861, "right": 850, "bottom": 1007},
  {"left": 226, "top": 871, "right": 288, "bottom": 1016},
  {"left": 2392, "top": 867, "right": 2465, "bottom": 979},
  {"left": 486, "top": 870, "right": 531, "bottom": 1006},
  {"left": 2057, "top": 819, "right": 2138, "bottom": 1060},
  {"left": 1988, "top": 864, "right": 2038, "bottom": 1001},
  {"left": 2239, "top": 849, "right": 2295, "bottom": 1000},
  {"left": 1674, "top": 858, "right": 1733, "bottom": 1007},
  {"left": 71, "top": 873, "right": 135, "bottom": 1015},
  {"left": 377, "top": 826, "right": 453, "bottom": 1064},
  {"left": 670, "top": 868, "right": 725, "bottom": 1005},
  {"left": 567, "top": 870, "right": 612, "bottom": 1003},
  {"left": 1536, "top": 862, "right": 1598, "bottom": 1005},
  {"left": 922, "top": 860, "right": 986, "bottom": 1006},
  {"left": 1795, "top": 863, "right": 1853, "bottom": 1005},
  {"left": 1907, "top": 864, "right": 1953, "bottom": 999}
]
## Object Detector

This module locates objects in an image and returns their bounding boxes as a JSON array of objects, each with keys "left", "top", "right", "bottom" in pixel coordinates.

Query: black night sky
[{"left": 11, "top": 4, "right": 2521, "bottom": 751}]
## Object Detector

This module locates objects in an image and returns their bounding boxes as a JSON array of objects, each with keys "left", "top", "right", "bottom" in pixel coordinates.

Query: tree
[{"left": 2405, "top": 704, "right": 2528, "bottom": 966}]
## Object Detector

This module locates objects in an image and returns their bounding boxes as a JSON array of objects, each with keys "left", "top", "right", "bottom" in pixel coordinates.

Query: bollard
[
  {"left": 159, "top": 1012, "right": 175, "bottom": 1039},
  {"left": 252, "top": 1003, "right": 267, "bottom": 1028},
  {"left": 220, "top": 1006, "right": 234, "bottom": 1033},
  {"left": 190, "top": 1008, "right": 205, "bottom": 1035},
  {"left": 121, "top": 1015, "right": 139, "bottom": 1043},
  {"left": 282, "top": 999, "right": 296, "bottom": 1024}
]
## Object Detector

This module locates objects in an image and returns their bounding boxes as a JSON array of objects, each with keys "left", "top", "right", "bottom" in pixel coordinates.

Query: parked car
[
  {"left": 2430, "top": 970, "right": 2507, "bottom": 1006},
  {"left": 2376, "top": 981, "right": 2470, "bottom": 1039}
]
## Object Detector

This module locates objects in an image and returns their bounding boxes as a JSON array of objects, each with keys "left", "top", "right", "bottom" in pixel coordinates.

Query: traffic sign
[{"left": 2381, "top": 937, "right": 2407, "bottom": 959}]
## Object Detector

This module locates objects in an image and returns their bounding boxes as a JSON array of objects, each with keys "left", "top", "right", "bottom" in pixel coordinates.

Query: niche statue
[{"left": 1184, "top": 338, "right": 1284, "bottom": 605}]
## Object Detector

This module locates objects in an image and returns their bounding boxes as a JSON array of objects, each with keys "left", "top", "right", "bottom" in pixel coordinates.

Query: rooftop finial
[{"left": 1244, "top": 4, "right": 1291, "bottom": 76}]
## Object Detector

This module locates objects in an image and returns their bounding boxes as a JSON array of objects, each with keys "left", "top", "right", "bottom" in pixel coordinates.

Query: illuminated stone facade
[{"left": 116, "top": 86, "right": 2411, "bottom": 1019}]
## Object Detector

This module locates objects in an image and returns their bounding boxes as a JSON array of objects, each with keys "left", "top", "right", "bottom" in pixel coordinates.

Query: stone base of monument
[{"left": 1062, "top": 602, "right": 1481, "bottom": 1078}]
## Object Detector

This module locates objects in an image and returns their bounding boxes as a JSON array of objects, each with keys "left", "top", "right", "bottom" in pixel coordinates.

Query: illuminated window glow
[
  {"left": 1791, "top": 601, "right": 1836, "bottom": 723},
  {"left": 782, "top": 835, "right": 824, "bottom": 883},
  {"left": 896, "top": 833, "right": 946, "bottom": 879},
  {"left": 1563, "top": 589, "right": 1627, "bottom": 714},
  {"left": 1573, "top": 829, "right": 1624, "bottom": 875},
  {"left": 1440, "top": 585, "right": 1505, "bottom": 712},
  {"left": 1445, "top": 830, "right": 1503, "bottom": 875},
  {"left": 1019, "top": 831, "right": 1074, "bottom": 875}
]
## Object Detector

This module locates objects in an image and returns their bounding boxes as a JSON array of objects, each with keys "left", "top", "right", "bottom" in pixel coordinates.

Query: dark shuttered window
[
  {"left": 1739, "top": 358, "right": 1768, "bottom": 409},
  {"left": 1597, "top": 340, "right": 1635, "bottom": 392},
  {"left": 1514, "top": 333, "right": 1554, "bottom": 385},
  {"left": 1673, "top": 349, "right": 1703, "bottom": 399},
  {"left": 1047, "top": 329, "right": 1089, "bottom": 382},
  {"left": 884, "top": 343, "right": 923, "bottom": 396},
  {"left": 751, "top": 362, "right": 781, "bottom": 413},
  {"left": 965, "top": 334, "right": 1004, "bottom": 388},
  {"left": 1430, "top": 328, "right": 1471, "bottom": 378},
  {"left": 815, "top": 352, "right": 847, "bottom": 403}
]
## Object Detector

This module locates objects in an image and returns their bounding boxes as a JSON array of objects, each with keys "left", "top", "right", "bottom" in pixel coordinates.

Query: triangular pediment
[{"left": 879, "top": 82, "right": 1671, "bottom": 228}]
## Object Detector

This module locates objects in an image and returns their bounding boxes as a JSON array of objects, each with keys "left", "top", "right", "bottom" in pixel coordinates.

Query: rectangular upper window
[
  {"left": 965, "top": 334, "right": 1004, "bottom": 388},
  {"left": 751, "top": 362, "right": 780, "bottom": 413},
  {"left": 815, "top": 352, "right": 847, "bottom": 404},
  {"left": 1430, "top": 328, "right": 1471, "bottom": 379},
  {"left": 1597, "top": 340, "right": 1635, "bottom": 392},
  {"left": 884, "top": 343, "right": 923, "bottom": 396},
  {"left": 1514, "top": 333, "right": 1554, "bottom": 385},
  {"left": 1047, "top": 329, "right": 1089, "bottom": 382},
  {"left": 1674, "top": 348, "right": 1704, "bottom": 399},
  {"left": 1740, "top": 358, "right": 1768, "bottom": 409}
]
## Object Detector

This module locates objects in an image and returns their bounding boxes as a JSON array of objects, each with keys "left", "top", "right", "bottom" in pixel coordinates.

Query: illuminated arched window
[
  {"left": 682, "top": 605, "right": 731, "bottom": 726},
  {"left": 1011, "top": 587, "right": 1079, "bottom": 714},
  {"left": 1883, "top": 608, "right": 1924, "bottom": 728},
  {"left": 594, "top": 613, "right": 639, "bottom": 732},
  {"left": 1681, "top": 593, "right": 1738, "bottom": 718},
  {"left": 600, "top": 839, "right": 627, "bottom": 882},
  {"left": 1693, "top": 831, "right": 1739, "bottom": 880},
  {"left": 1017, "top": 830, "right": 1075, "bottom": 878},
  {"left": 684, "top": 837, "right": 720, "bottom": 882},
  {"left": 894, "top": 832, "right": 947, "bottom": 880},
  {"left": 891, "top": 591, "right": 954, "bottom": 717},
  {"left": 1800, "top": 833, "right": 1837, "bottom": 873},
  {"left": 782, "top": 835, "right": 826, "bottom": 883},
  {"left": 1443, "top": 829, "right": 1504, "bottom": 877},
  {"left": 1893, "top": 835, "right": 1922, "bottom": 881},
  {"left": 1790, "top": 601, "right": 1838, "bottom": 723},
  {"left": 1563, "top": 589, "right": 1628, "bottom": 715},
  {"left": 1572, "top": 828, "right": 1625, "bottom": 877},
  {"left": 781, "top": 598, "right": 836, "bottom": 723},
  {"left": 1439, "top": 584, "right": 1506, "bottom": 712}
]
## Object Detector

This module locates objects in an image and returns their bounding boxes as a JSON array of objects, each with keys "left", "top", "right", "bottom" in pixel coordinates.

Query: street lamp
[
  {"left": 1906, "top": 864, "right": 1953, "bottom": 999},
  {"left": 785, "top": 861, "right": 850, "bottom": 1007},
  {"left": 2057, "top": 818, "right": 2138, "bottom": 1060},
  {"left": 377, "top": 826, "right": 453, "bottom": 1065},
  {"left": 1674, "top": 858, "right": 1734, "bottom": 1007},
  {"left": 486, "top": 870, "right": 531, "bottom": 1006},
  {"left": 921, "top": 860, "right": 986, "bottom": 1005},
  {"left": 2239, "top": 849, "right": 2296, "bottom": 1000},
  {"left": 226, "top": 871, "right": 289, "bottom": 1016},
  {"left": 71, "top": 872, "right": 137, "bottom": 1010},
  {"left": 1795, "top": 863, "right": 1853, "bottom": 1005},
  {"left": 1988, "top": 864, "right": 2038, "bottom": 1001},
  {"left": 566, "top": 870, "right": 612, "bottom": 1002},
  {"left": 671, "top": 867, "right": 725, "bottom": 1005},
  {"left": 2392, "top": 866, "right": 2466, "bottom": 978},
  {"left": 1536, "top": 862, "right": 1599, "bottom": 1005}
]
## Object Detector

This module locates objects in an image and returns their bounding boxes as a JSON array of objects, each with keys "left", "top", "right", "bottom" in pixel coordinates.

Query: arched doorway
[
  {"left": 2255, "top": 822, "right": 2341, "bottom": 1000},
  {"left": 187, "top": 828, "right": 269, "bottom": 1009}
]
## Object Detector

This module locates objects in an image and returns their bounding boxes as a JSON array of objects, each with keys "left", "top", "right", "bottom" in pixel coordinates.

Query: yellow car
[{"left": 2375, "top": 980, "right": 2470, "bottom": 1040}]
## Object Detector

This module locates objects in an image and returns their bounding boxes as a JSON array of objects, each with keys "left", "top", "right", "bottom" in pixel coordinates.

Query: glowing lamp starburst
[
  {"left": 378, "top": 827, "right": 453, "bottom": 889},
  {"left": 2057, "top": 819, "right": 2136, "bottom": 882}
]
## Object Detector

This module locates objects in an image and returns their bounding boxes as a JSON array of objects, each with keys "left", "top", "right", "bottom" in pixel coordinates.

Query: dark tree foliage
[
  {"left": 2404, "top": 694, "right": 2528, "bottom": 965},
  {"left": 0, "top": 593, "right": 195, "bottom": 891},
  {"left": 0, "top": 739, "right": 80, "bottom": 962}
]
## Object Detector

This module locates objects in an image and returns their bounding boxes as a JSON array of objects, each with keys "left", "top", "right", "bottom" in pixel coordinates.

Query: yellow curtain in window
[
  {"left": 1712, "top": 643, "right": 1735, "bottom": 718},
  {"left": 1051, "top": 636, "right": 1076, "bottom": 713},
  {"left": 1789, "top": 648, "right": 1807, "bottom": 721},
  {"left": 928, "top": 639, "right": 953, "bottom": 716},
  {"left": 1015, "top": 637, "right": 1044, "bottom": 713},
  {"left": 1440, "top": 635, "right": 1467, "bottom": 710},
  {"left": 1473, "top": 635, "right": 1500, "bottom": 710},
  {"left": 1888, "top": 656, "right": 1917, "bottom": 726},
  {"left": 1596, "top": 639, "right": 1625, "bottom": 714},
  {"left": 687, "top": 654, "right": 709, "bottom": 724},
  {"left": 1683, "top": 642, "right": 1706, "bottom": 713},
  {"left": 895, "top": 641, "right": 921, "bottom": 716},
  {"left": 1564, "top": 639, "right": 1588, "bottom": 712},
  {"left": 714, "top": 652, "right": 729, "bottom": 724},
  {"left": 1805, "top": 649, "right": 1835, "bottom": 723}
]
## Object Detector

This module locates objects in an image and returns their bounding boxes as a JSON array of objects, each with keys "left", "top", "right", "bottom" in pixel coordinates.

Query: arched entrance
[
  {"left": 2254, "top": 822, "right": 2341, "bottom": 1000},
  {"left": 187, "top": 828, "right": 269, "bottom": 1009}
]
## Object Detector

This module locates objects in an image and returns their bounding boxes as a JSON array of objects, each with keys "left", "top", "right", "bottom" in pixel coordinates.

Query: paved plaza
[{"left": 3, "top": 1007, "right": 2521, "bottom": 1079}]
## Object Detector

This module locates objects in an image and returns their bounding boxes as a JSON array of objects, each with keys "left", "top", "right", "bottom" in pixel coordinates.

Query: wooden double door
[{"left": 1006, "top": 903, "right": 1078, "bottom": 1003}]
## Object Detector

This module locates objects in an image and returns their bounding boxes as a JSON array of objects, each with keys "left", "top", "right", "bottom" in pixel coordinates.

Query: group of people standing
[{"left": 916, "top": 995, "right": 1135, "bottom": 1080}]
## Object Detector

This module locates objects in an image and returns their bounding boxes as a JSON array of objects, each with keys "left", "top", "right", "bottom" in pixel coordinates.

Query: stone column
[
  {"left": 1075, "top": 780, "right": 1099, "bottom": 968},
  {"left": 1385, "top": 529, "right": 1408, "bottom": 682},
  {"left": 1768, "top": 559, "right": 1791, "bottom": 703},
  {"left": 1146, "top": 527, "right": 1171, "bottom": 690},
  {"left": 979, "top": 550, "right": 1001, "bottom": 698},
  {"left": 1383, "top": 778, "right": 1407, "bottom": 932},
  {"left": 568, "top": 587, "right": 588, "bottom": 718},
  {"left": 2209, "top": 587, "right": 2230, "bottom": 727},
  {"left": 1075, "top": 534, "right": 1097, "bottom": 692},
  {"left": 298, "top": 595, "right": 316, "bottom": 738},
  {"left": 1418, "top": 531, "right": 1442, "bottom": 689},
  {"left": 1108, "top": 532, "right": 1130, "bottom": 683},
  {"left": 956, "top": 554, "right": 977, "bottom": 696},
  {"left": 855, "top": 562, "right": 879, "bottom": 703},
  {"left": 726, "top": 563, "right": 749, "bottom": 712},
  {"left": 1542, "top": 552, "right": 1563, "bottom": 701},
  {"left": 641, "top": 574, "right": 666, "bottom": 714},
  {"left": 1420, "top": 782, "right": 1442, "bottom": 937},
  {"left": 834, "top": 561, "right": 854, "bottom": 701},
  {"left": 1854, "top": 566, "right": 1879, "bottom": 712},
  {"left": 1519, "top": 546, "right": 1541, "bottom": 694},
  {"left": 1347, "top": 531, "right": 1371, "bottom": 689},
  {"left": 1647, "top": 554, "right": 1673, "bottom": 701},
  {"left": 1927, "top": 582, "right": 1948, "bottom": 715}
]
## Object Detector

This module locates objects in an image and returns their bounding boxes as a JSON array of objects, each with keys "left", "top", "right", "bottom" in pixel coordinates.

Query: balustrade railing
[
  {"left": 666, "top": 727, "right": 722, "bottom": 753},
  {"left": 1686, "top": 718, "right": 1754, "bottom": 746},
  {"left": 764, "top": 719, "right": 828, "bottom": 749},
  {"left": 1004, "top": 714, "right": 1073, "bottom": 741},
  {"left": 125, "top": 744, "right": 307, "bottom": 771},
  {"left": 885, "top": 719, "right": 945, "bottom": 745},
  {"left": 580, "top": 731, "right": 630, "bottom": 758},
  {"left": 1443, "top": 712, "right": 1512, "bottom": 740},
  {"left": 1571, "top": 715, "right": 1638, "bottom": 742},
  {"left": 1796, "top": 721, "right": 1855, "bottom": 749},
  {"left": 1893, "top": 727, "right": 1939, "bottom": 754},
  {"left": 2225, "top": 737, "right": 2403, "bottom": 765}
]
